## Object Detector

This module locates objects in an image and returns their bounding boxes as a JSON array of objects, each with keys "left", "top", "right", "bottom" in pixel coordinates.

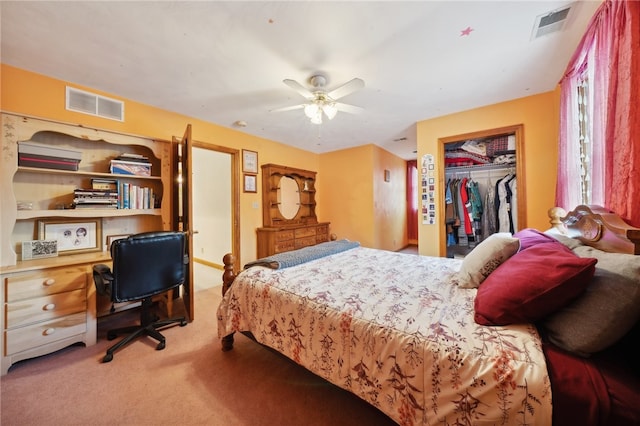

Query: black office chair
[{"left": 93, "top": 231, "right": 188, "bottom": 363}]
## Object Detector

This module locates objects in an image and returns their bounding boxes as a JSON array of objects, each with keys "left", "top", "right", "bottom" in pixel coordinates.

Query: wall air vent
[
  {"left": 66, "top": 86, "right": 124, "bottom": 121},
  {"left": 531, "top": 4, "right": 572, "bottom": 40}
]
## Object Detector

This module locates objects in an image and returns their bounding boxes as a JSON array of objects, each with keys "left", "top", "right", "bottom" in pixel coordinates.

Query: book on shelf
[
  {"left": 73, "top": 199, "right": 118, "bottom": 204},
  {"left": 73, "top": 187, "right": 118, "bottom": 209},
  {"left": 74, "top": 188, "right": 118, "bottom": 197},
  {"left": 118, "top": 183, "right": 155, "bottom": 209},
  {"left": 73, "top": 203, "right": 118, "bottom": 209},
  {"left": 91, "top": 178, "right": 118, "bottom": 191},
  {"left": 121, "top": 182, "right": 129, "bottom": 209},
  {"left": 115, "top": 153, "right": 150, "bottom": 163}
]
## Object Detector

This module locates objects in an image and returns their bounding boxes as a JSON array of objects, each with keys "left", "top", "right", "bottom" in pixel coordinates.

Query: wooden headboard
[{"left": 548, "top": 205, "right": 640, "bottom": 255}]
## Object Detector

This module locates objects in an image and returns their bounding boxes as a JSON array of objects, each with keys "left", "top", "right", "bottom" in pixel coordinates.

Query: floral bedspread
[{"left": 217, "top": 247, "right": 552, "bottom": 426}]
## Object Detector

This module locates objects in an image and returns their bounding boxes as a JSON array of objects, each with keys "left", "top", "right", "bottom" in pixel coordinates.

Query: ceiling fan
[{"left": 273, "top": 74, "right": 365, "bottom": 124}]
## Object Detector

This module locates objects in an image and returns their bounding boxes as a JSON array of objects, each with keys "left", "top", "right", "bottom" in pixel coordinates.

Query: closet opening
[{"left": 438, "top": 125, "right": 525, "bottom": 258}]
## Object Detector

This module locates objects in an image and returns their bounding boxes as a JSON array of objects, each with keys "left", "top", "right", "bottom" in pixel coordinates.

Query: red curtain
[
  {"left": 557, "top": 0, "right": 640, "bottom": 226},
  {"left": 604, "top": 0, "right": 640, "bottom": 226},
  {"left": 406, "top": 160, "right": 418, "bottom": 241}
]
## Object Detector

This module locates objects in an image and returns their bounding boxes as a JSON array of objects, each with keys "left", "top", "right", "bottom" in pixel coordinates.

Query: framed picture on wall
[
  {"left": 242, "top": 149, "right": 258, "bottom": 174},
  {"left": 243, "top": 174, "right": 257, "bottom": 193}
]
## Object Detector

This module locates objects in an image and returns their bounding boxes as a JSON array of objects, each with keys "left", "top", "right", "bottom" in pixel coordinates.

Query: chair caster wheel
[
  {"left": 156, "top": 341, "right": 166, "bottom": 351},
  {"left": 103, "top": 353, "right": 113, "bottom": 363},
  {"left": 107, "top": 331, "right": 117, "bottom": 340}
]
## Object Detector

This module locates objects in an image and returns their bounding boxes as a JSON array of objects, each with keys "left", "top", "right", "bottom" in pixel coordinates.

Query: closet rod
[{"left": 445, "top": 165, "right": 515, "bottom": 178}]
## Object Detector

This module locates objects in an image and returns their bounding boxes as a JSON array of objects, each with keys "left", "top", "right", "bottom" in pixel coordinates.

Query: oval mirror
[{"left": 277, "top": 176, "right": 300, "bottom": 219}]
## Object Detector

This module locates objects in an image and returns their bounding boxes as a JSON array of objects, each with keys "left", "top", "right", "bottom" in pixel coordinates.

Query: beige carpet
[{"left": 1, "top": 285, "right": 396, "bottom": 426}]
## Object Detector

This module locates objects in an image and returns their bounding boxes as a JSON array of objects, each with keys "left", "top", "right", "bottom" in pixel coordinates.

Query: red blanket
[{"left": 543, "top": 341, "right": 640, "bottom": 425}]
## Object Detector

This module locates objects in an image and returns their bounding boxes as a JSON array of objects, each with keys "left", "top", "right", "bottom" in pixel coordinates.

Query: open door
[{"left": 173, "top": 124, "right": 194, "bottom": 321}]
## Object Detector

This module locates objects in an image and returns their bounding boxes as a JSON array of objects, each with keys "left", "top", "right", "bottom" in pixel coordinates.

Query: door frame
[
  {"left": 171, "top": 128, "right": 241, "bottom": 322},
  {"left": 437, "top": 124, "right": 526, "bottom": 257},
  {"left": 192, "top": 139, "right": 241, "bottom": 272}
]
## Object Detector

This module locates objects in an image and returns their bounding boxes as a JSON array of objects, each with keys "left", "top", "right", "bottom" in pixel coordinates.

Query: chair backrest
[{"left": 110, "top": 231, "right": 186, "bottom": 302}]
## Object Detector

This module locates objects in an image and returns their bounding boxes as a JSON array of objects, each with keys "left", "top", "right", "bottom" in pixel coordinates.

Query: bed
[{"left": 217, "top": 205, "right": 640, "bottom": 425}]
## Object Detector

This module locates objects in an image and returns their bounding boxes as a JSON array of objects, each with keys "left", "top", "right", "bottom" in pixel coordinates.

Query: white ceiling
[{"left": 1, "top": 1, "right": 601, "bottom": 160}]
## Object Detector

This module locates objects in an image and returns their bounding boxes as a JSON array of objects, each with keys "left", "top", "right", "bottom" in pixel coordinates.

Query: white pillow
[{"left": 453, "top": 233, "right": 520, "bottom": 289}]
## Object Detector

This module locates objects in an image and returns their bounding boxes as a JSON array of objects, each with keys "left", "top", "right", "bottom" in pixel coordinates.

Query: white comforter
[{"left": 217, "top": 247, "right": 552, "bottom": 426}]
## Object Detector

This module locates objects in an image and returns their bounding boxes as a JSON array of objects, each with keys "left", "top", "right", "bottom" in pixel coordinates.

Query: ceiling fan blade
[
  {"left": 270, "top": 104, "right": 305, "bottom": 113},
  {"left": 283, "top": 79, "right": 315, "bottom": 100},
  {"left": 335, "top": 102, "right": 364, "bottom": 114},
  {"left": 327, "top": 78, "right": 364, "bottom": 101}
]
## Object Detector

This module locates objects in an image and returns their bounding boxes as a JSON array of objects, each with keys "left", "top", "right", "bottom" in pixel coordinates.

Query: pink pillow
[
  {"left": 474, "top": 243, "right": 597, "bottom": 326},
  {"left": 513, "top": 228, "right": 561, "bottom": 251}
]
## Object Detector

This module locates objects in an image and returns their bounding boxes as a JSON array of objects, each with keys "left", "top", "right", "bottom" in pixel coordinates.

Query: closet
[{"left": 441, "top": 125, "right": 525, "bottom": 258}]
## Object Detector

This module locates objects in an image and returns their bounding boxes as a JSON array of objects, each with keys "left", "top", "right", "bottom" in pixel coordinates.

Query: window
[{"left": 576, "top": 74, "right": 591, "bottom": 205}]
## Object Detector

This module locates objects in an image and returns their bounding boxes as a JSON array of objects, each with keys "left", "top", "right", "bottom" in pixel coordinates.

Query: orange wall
[
  {"left": 416, "top": 91, "right": 560, "bottom": 256},
  {"left": 319, "top": 146, "right": 375, "bottom": 246},
  {"left": 1, "top": 64, "right": 320, "bottom": 266},
  {"left": 319, "top": 144, "right": 407, "bottom": 250}
]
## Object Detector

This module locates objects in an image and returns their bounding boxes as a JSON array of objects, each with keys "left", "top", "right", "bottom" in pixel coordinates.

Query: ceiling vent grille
[
  {"left": 532, "top": 4, "right": 572, "bottom": 39},
  {"left": 66, "top": 86, "right": 124, "bottom": 121}
]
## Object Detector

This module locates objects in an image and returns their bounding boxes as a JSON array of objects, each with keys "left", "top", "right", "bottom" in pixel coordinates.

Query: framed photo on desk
[{"left": 37, "top": 218, "right": 102, "bottom": 255}]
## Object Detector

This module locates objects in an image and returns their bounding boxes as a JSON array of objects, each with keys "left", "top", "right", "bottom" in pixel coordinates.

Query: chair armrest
[{"left": 93, "top": 264, "right": 113, "bottom": 297}]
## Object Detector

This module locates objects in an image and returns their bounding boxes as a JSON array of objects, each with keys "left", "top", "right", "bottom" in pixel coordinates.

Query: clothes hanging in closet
[
  {"left": 467, "top": 179, "right": 483, "bottom": 241},
  {"left": 445, "top": 176, "right": 484, "bottom": 246},
  {"left": 483, "top": 179, "right": 497, "bottom": 239},
  {"left": 494, "top": 174, "right": 517, "bottom": 233},
  {"left": 446, "top": 170, "right": 516, "bottom": 247},
  {"left": 445, "top": 178, "right": 462, "bottom": 245}
]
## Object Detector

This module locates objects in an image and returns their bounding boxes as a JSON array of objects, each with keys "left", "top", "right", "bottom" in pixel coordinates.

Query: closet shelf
[{"left": 445, "top": 163, "right": 515, "bottom": 173}]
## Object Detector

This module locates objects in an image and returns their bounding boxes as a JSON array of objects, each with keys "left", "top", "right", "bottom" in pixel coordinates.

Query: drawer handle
[
  {"left": 43, "top": 278, "right": 56, "bottom": 286},
  {"left": 43, "top": 303, "right": 56, "bottom": 311},
  {"left": 43, "top": 328, "right": 56, "bottom": 336}
]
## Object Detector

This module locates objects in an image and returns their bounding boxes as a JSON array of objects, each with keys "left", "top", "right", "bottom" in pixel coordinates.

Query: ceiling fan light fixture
[
  {"left": 323, "top": 103, "right": 337, "bottom": 120},
  {"left": 310, "top": 111, "right": 323, "bottom": 125},
  {"left": 280, "top": 74, "right": 364, "bottom": 125},
  {"left": 304, "top": 103, "right": 319, "bottom": 119}
]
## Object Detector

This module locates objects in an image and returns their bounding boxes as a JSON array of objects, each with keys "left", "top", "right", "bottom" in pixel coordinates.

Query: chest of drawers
[
  {"left": 1, "top": 261, "right": 98, "bottom": 375},
  {"left": 256, "top": 222, "right": 330, "bottom": 258}
]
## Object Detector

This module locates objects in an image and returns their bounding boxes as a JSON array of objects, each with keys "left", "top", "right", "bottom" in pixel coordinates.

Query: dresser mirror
[{"left": 277, "top": 175, "right": 300, "bottom": 219}]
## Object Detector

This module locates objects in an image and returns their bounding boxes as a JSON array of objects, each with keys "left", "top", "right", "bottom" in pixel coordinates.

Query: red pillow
[
  {"left": 513, "top": 228, "right": 561, "bottom": 251},
  {"left": 474, "top": 243, "right": 597, "bottom": 326}
]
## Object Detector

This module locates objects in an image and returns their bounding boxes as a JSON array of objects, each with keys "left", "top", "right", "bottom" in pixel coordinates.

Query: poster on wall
[{"left": 421, "top": 154, "right": 436, "bottom": 225}]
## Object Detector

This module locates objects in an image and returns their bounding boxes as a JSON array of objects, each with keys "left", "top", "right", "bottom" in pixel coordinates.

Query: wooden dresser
[
  {"left": 257, "top": 164, "right": 330, "bottom": 259},
  {"left": 257, "top": 222, "right": 330, "bottom": 258},
  {"left": 0, "top": 254, "right": 105, "bottom": 375}
]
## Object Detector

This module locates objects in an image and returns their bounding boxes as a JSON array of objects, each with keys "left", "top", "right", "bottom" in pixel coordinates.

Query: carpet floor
[{"left": 1, "top": 285, "right": 396, "bottom": 426}]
